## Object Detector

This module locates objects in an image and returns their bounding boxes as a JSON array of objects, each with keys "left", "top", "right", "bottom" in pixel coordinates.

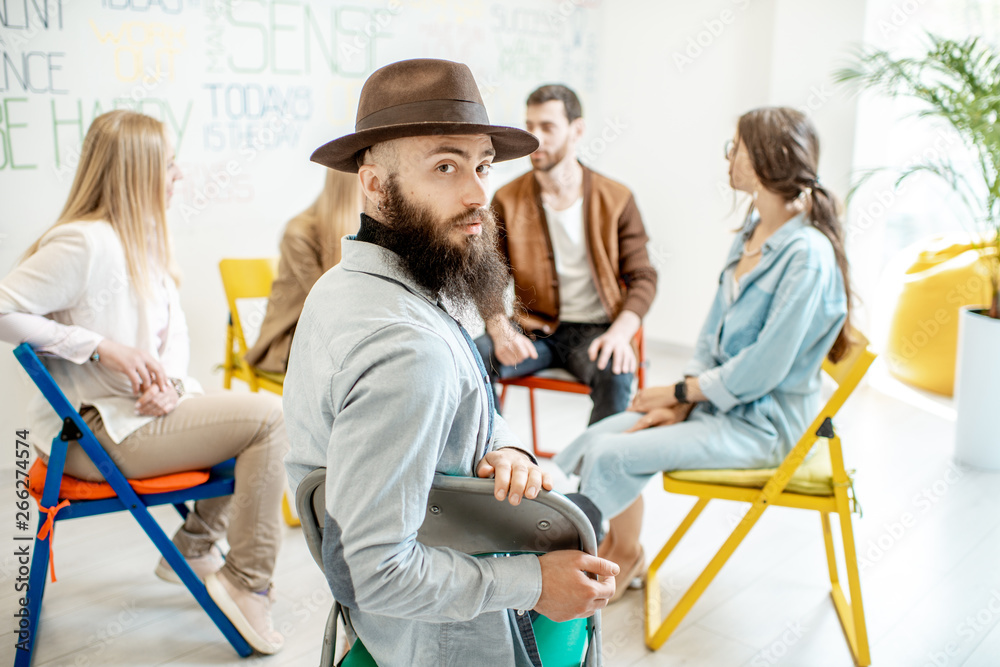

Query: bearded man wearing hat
[{"left": 283, "top": 59, "right": 618, "bottom": 665}]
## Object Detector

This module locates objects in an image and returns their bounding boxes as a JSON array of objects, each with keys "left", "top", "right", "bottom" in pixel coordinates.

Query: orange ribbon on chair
[{"left": 37, "top": 499, "right": 71, "bottom": 583}]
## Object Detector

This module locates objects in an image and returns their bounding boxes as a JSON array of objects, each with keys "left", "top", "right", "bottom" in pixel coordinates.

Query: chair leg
[
  {"left": 321, "top": 604, "right": 337, "bottom": 667},
  {"left": 645, "top": 497, "right": 708, "bottom": 649},
  {"left": 821, "top": 512, "right": 839, "bottom": 586},
  {"left": 826, "top": 504, "right": 871, "bottom": 666},
  {"left": 14, "top": 524, "right": 52, "bottom": 667},
  {"left": 126, "top": 501, "right": 253, "bottom": 657},
  {"left": 173, "top": 502, "right": 190, "bottom": 520},
  {"left": 646, "top": 497, "right": 767, "bottom": 650},
  {"left": 527, "top": 388, "right": 554, "bottom": 459},
  {"left": 224, "top": 324, "right": 234, "bottom": 390},
  {"left": 282, "top": 490, "right": 301, "bottom": 527}
]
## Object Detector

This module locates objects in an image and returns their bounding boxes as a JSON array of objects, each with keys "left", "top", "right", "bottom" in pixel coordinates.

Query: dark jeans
[{"left": 474, "top": 321, "right": 634, "bottom": 426}]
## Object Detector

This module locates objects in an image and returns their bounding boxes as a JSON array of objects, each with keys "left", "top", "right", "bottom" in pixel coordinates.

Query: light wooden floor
[{"left": 3, "top": 345, "right": 1000, "bottom": 666}]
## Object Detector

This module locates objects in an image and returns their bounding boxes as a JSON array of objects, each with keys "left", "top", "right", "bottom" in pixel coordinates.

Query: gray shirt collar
[{"left": 339, "top": 237, "right": 439, "bottom": 305}]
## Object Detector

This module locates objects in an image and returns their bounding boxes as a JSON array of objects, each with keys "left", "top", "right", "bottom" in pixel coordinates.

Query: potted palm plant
[{"left": 837, "top": 34, "right": 1000, "bottom": 469}]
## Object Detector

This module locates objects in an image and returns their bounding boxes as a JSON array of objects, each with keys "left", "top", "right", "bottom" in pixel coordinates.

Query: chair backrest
[
  {"left": 295, "top": 470, "right": 601, "bottom": 665},
  {"left": 295, "top": 470, "right": 598, "bottom": 569},
  {"left": 218, "top": 258, "right": 278, "bottom": 354},
  {"left": 817, "top": 330, "right": 877, "bottom": 425},
  {"left": 14, "top": 343, "right": 80, "bottom": 423}
]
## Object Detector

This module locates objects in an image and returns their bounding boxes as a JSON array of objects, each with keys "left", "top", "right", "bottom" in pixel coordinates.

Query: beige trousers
[{"left": 62, "top": 392, "right": 288, "bottom": 592}]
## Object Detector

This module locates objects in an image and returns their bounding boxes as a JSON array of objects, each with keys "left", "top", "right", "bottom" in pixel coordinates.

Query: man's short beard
[{"left": 373, "top": 176, "right": 509, "bottom": 325}]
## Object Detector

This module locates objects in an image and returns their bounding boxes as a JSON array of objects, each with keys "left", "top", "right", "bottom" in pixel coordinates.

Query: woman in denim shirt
[{"left": 555, "top": 107, "right": 853, "bottom": 600}]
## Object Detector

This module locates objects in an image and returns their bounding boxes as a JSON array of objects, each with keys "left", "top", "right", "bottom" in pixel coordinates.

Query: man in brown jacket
[{"left": 476, "top": 84, "right": 658, "bottom": 425}]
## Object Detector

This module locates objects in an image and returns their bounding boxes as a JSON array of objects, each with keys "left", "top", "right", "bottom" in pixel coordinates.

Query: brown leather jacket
[{"left": 491, "top": 164, "right": 658, "bottom": 334}]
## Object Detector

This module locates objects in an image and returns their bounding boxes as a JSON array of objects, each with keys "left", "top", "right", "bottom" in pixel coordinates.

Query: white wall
[
  {"left": 0, "top": 0, "right": 870, "bottom": 442},
  {"left": 595, "top": 0, "right": 866, "bottom": 346},
  {"left": 0, "top": 0, "right": 608, "bottom": 444}
]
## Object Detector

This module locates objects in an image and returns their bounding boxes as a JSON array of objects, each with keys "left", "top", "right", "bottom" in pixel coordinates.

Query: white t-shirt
[{"left": 543, "top": 198, "right": 608, "bottom": 324}]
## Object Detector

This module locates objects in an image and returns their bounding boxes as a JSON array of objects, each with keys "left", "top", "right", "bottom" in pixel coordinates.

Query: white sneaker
[
  {"left": 154, "top": 544, "right": 224, "bottom": 584},
  {"left": 206, "top": 571, "right": 284, "bottom": 655}
]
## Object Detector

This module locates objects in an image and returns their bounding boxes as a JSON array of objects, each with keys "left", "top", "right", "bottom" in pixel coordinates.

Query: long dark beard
[{"left": 372, "top": 176, "right": 509, "bottom": 324}]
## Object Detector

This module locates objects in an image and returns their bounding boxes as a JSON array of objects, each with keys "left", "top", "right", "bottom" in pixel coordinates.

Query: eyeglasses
[{"left": 724, "top": 140, "right": 735, "bottom": 160}]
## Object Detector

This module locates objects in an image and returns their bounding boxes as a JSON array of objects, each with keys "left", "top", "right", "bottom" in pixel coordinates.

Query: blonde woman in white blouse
[{"left": 0, "top": 111, "right": 287, "bottom": 655}]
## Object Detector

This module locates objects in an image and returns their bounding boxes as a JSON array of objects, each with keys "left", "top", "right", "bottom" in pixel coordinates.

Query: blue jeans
[{"left": 474, "top": 321, "right": 633, "bottom": 426}]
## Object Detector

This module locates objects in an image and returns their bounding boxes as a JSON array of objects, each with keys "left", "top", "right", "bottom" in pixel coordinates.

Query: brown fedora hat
[{"left": 311, "top": 59, "right": 539, "bottom": 173}]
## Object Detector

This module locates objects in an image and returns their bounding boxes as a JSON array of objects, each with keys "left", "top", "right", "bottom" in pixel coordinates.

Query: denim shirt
[
  {"left": 283, "top": 238, "right": 542, "bottom": 667},
  {"left": 683, "top": 213, "right": 848, "bottom": 453}
]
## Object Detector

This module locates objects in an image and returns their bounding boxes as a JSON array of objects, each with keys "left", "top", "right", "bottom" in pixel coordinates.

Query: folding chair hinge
[
  {"left": 816, "top": 417, "right": 835, "bottom": 439},
  {"left": 59, "top": 417, "right": 83, "bottom": 442}
]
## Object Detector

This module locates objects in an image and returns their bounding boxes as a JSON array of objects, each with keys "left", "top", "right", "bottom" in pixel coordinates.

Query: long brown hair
[
  {"left": 737, "top": 107, "right": 853, "bottom": 362},
  {"left": 22, "top": 110, "right": 177, "bottom": 297},
  {"left": 299, "top": 169, "right": 361, "bottom": 272}
]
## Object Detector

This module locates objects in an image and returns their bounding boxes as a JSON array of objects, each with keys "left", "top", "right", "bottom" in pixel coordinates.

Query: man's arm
[
  {"left": 617, "top": 195, "right": 658, "bottom": 318},
  {"left": 321, "top": 324, "right": 542, "bottom": 622},
  {"left": 485, "top": 194, "right": 538, "bottom": 366}
]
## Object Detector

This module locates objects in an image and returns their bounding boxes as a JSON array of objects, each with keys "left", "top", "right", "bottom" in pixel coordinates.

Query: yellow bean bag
[{"left": 885, "top": 234, "right": 994, "bottom": 396}]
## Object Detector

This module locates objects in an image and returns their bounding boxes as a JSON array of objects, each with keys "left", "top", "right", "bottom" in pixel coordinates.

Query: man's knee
[{"left": 590, "top": 365, "right": 634, "bottom": 393}]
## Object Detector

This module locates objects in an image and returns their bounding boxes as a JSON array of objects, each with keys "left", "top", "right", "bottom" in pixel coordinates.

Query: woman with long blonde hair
[
  {"left": 244, "top": 168, "right": 361, "bottom": 372},
  {"left": 0, "top": 110, "right": 287, "bottom": 654}
]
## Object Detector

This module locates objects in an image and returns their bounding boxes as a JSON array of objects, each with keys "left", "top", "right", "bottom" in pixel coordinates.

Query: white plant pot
[{"left": 954, "top": 306, "right": 1000, "bottom": 469}]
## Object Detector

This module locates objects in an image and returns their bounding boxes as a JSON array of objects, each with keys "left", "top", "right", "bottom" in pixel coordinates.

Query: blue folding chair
[{"left": 11, "top": 343, "right": 253, "bottom": 666}]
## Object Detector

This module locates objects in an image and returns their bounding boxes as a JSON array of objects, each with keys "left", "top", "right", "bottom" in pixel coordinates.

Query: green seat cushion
[
  {"left": 341, "top": 614, "right": 588, "bottom": 666},
  {"left": 535, "top": 615, "right": 588, "bottom": 666},
  {"left": 340, "top": 637, "right": 376, "bottom": 667},
  {"left": 666, "top": 438, "right": 835, "bottom": 496}
]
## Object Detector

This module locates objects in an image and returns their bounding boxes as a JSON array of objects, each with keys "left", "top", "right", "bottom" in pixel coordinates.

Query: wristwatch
[{"left": 674, "top": 379, "right": 689, "bottom": 405}]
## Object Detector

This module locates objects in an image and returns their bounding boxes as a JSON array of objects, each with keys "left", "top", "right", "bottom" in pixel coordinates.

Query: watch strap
[{"left": 674, "top": 379, "right": 689, "bottom": 405}]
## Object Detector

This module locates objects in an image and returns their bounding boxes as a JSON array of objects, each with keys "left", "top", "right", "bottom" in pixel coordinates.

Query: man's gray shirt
[{"left": 284, "top": 238, "right": 543, "bottom": 666}]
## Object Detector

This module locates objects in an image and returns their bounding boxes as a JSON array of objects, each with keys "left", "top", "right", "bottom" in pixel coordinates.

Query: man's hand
[
  {"left": 534, "top": 551, "right": 618, "bottom": 622},
  {"left": 94, "top": 339, "right": 168, "bottom": 395},
  {"left": 587, "top": 310, "right": 640, "bottom": 375},
  {"left": 476, "top": 448, "right": 552, "bottom": 506},
  {"left": 624, "top": 405, "right": 693, "bottom": 433},
  {"left": 134, "top": 383, "right": 180, "bottom": 417},
  {"left": 487, "top": 318, "right": 538, "bottom": 367}
]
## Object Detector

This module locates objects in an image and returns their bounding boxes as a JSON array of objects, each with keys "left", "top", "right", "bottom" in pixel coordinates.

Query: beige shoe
[
  {"left": 206, "top": 571, "right": 284, "bottom": 655},
  {"left": 155, "top": 545, "right": 224, "bottom": 584}
]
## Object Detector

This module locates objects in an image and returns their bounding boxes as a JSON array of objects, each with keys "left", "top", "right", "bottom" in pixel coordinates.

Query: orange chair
[{"left": 498, "top": 328, "right": 646, "bottom": 458}]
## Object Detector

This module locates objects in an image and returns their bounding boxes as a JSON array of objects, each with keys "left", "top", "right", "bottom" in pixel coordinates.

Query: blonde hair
[
  {"left": 303, "top": 169, "right": 362, "bottom": 272},
  {"left": 23, "top": 110, "right": 177, "bottom": 297}
]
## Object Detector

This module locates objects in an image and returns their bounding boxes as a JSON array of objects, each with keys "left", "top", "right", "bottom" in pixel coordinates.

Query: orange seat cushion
[{"left": 28, "top": 458, "right": 210, "bottom": 502}]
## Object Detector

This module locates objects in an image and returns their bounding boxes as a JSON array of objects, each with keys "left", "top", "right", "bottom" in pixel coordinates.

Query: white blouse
[{"left": 0, "top": 220, "right": 202, "bottom": 453}]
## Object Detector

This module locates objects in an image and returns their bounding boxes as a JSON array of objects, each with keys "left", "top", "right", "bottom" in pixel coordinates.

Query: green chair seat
[{"left": 340, "top": 615, "right": 588, "bottom": 667}]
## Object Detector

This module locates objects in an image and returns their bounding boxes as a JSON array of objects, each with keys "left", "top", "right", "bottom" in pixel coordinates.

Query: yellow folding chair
[
  {"left": 218, "top": 258, "right": 298, "bottom": 527},
  {"left": 219, "top": 258, "right": 285, "bottom": 395},
  {"left": 645, "top": 334, "right": 875, "bottom": 667}
]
